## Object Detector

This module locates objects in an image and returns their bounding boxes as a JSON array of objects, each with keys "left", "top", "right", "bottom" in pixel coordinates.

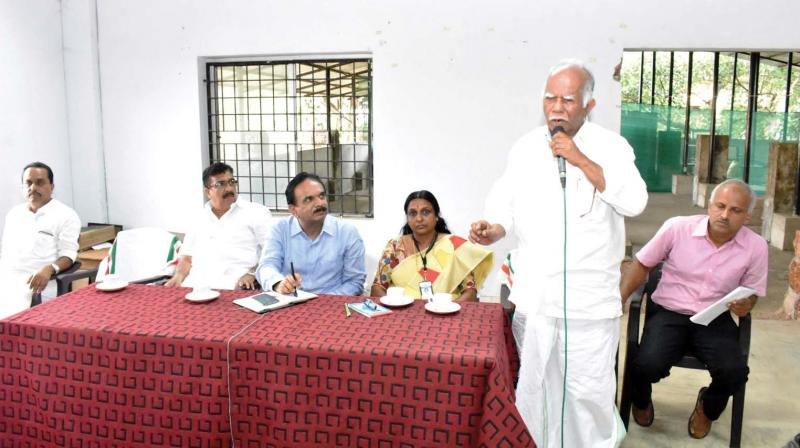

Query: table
[{"left": 1, "top": 285, "right": 533, "bottom": 447}]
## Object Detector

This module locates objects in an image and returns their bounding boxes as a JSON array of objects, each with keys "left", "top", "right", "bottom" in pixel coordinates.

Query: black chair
[
  {"left": 619, "top": 264, "right": 750, "bottom": 448},
  {"left": 30, "top": 261, "right": 98, "bottom": 307},
  {"left": 500, "top": 283, "right": 514, "bottom": 322}
]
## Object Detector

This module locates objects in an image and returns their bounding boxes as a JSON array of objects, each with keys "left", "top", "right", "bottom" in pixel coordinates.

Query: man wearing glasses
[{"left": 166, "top": 162, "right": 271, "bottom": 290}]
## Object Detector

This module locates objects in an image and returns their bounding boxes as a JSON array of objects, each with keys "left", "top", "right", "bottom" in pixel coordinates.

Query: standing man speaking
[{"left": 470, "top": 60, "right": 648, "bottom": 447}]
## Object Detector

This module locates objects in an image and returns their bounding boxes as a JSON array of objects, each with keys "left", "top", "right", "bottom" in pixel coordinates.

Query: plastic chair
[
  {"left": 619, "top": 264, "right": 750, "bottom": 448},
  {"left": 30, "top": 261, "right": 97, "bottom": 307},
  {"left": 95, "top": 227, "right": 181, "bottom": 285}
]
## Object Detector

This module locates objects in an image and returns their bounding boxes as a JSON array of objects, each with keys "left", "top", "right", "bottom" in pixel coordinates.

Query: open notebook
[{"left": 233, "top": 290, "right": 317, "bottom": 313}]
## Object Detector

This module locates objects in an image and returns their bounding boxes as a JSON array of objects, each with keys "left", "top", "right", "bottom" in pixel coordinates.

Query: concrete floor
[{"left": 620, "top": 192, "right": 800, "bottom": 447}]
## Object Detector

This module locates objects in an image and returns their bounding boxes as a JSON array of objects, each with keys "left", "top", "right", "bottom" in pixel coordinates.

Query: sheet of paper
[
  {"left": 689, "top": 286, "right": 757, "bottom": 326},
  {"left": 272, "top": 289, "right": 317, "bottom": 302}
]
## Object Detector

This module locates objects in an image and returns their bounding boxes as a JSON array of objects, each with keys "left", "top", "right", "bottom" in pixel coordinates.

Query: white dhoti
[
  {"left": 514, "top": 311, "right": 621, "bottom": 448},
  {"left": 0, "top": 270, "right": 56, "bottom": 320}
]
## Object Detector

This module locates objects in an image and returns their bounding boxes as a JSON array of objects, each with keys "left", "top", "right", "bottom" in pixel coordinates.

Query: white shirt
[
  {"left": 182, "top": 199, "right": 272, "bottom": 289},
  {"left": 486, "top": 122, "right": 648, "bottom": 319},
  {"left": 0, "top": 199, "right": 81, "bottom": 274}
]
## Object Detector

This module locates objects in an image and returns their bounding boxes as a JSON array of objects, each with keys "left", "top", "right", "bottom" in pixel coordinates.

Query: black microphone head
[{"left": 550, "top": 125, "right": 565, "bottom": 136}]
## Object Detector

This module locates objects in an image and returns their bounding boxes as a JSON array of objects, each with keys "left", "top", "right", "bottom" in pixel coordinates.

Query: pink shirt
[{"left": 635, "top": 215, "right": 768, "bottom": 315}]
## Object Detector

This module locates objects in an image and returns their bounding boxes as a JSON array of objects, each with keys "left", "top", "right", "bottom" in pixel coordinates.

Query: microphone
[{"left": 550, "top": 126, "right": 567, "bottom": 188}]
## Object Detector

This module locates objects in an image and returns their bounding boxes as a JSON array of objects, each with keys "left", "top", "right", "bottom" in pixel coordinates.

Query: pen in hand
[{"left": 290, "top": 262, "right": 298, "bottom": 297}]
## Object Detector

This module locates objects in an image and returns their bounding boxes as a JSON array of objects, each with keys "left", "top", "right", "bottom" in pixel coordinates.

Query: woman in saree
[{"left": 370, "top": 190, "right": 493, "bottom": 301}]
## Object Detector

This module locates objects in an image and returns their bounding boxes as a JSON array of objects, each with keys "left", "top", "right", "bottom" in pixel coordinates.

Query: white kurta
[
  {"left": 181, "top": 199, "right": 272, "bottom": 290},
  {"left": 0, "top": 199, "right": 80, "bottom": 319},
  {"left": 486, "top": 122, "right": 647, "bottom": 447}
]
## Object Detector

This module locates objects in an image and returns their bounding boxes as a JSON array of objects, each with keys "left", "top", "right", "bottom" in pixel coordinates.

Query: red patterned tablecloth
[{"left": 0, "top": 285, "right": 533, "bottom": 447}]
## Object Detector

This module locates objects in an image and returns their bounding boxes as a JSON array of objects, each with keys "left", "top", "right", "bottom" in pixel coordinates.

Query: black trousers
[{"left": 631, "top": 301, "right": 749, "bottom": 420}]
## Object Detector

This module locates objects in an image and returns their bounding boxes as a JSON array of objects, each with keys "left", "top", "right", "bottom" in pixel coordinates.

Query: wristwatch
[{"left": 50, "top": 263, "right": 61, "bottom": 275}]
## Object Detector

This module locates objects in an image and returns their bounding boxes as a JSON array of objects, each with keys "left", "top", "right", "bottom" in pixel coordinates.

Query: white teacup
[
  {"left": 387, "top": 286, "right": 405, "bottom": 297},
  {"left": 192, "top": 285, "right": 212, "bottom": 296},
  {"left": 432, "top": 293, "right": 453, "bottom": 306},
  {"left": 103, "top": 274, "right": 121, "bottom": 285}
]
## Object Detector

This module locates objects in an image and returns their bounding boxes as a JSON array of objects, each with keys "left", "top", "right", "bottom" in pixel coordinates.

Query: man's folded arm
[{"left": 595, "top": 144, "right": 648, "bottom": 217}]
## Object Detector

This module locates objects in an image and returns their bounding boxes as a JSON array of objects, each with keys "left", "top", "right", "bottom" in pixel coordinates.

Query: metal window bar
[
  {"left": 205, "top": 59, "right": 374, "bottom": 216},
  {"left": 650, "top": 51, "right": 657, "bottom": 105},
  {"left": 682, "top": 52, "right": 694, "bottom": 173},
  {"left": 668, "top": 51, "right": 674, "bottom": 107},
  {"left": 729, "top": 52, "right": 739, "bottom": 137},
  {"left": 743, "top": 52, "right": 760, "bottom": 183},
  {"left": 708, "top": 51, "right": 719, "bottom": 182},
  {"left": 784, "top": 52, "right": 793, "bottom": 141},
  {"left": 639, "top": 51, "right": 644, "bottom": 104}
]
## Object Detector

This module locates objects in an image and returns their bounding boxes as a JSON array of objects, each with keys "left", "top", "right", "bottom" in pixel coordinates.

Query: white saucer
[
  {"left": 95, "top": 281, "right": 129, "bottom": 292},
  {"left": 184, "top": 290, "right": 220, "bottom": 303},
  {"left": 424, "top": 301, "right": 461, "bottom": 314},
  {"left": 380, "top": 295, "right": 415, "bottom": 307}
]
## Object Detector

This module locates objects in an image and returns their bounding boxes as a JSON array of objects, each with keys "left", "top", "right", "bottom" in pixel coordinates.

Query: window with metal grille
[{"left": 205, "top": 58, "right": 373, "bottom": 216}]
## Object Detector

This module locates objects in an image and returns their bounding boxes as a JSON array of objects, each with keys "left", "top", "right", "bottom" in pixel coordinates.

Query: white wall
[
  {"left": 0, "top": 0, "right": 75, "bottom": 237},
  {"left": 62, "top": 0, "right": 107, "bottom": 225},
  {"left": 7, "top": 0, "right": 799, "bottom": 295}
]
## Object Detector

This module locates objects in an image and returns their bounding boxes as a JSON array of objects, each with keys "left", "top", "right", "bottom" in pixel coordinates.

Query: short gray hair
[
  {"left": 710, "top": 179, "right": 757, "bottom": 214},
  {"left": 543, "top": 59, "right": 595, "bottom": 107}
]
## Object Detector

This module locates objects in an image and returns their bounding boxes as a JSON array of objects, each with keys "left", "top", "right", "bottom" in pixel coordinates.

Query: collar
[
  {"left": 730, "top": 224, "right": 748, "bottom": 247},
  {"left": 694, "top": 215, "right": 746, "bottom": 248},
  {"left": 290, "top": 214, "right": 336, "bottom": 238},
  {"left": 31, "top": 198, "right": 56, "bottom": 216},
  {"left": 204, "top": 199, "right": 239, "bottom": 219},
  {"left": 572, "top": 121, "right": 591, "bottom": 146},
  {"left": 691, "top": 216, "right": 710, "bottom": 238},
  {"left": 542, "top": 122, "right": 591, "bottom": 148}
]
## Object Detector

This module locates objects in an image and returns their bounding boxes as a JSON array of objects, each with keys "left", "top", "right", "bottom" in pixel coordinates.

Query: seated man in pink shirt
[{"left": 620, "top": 179, "right": 768, "bottom": 440}]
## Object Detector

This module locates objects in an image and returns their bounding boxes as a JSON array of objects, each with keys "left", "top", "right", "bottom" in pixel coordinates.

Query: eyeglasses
[
  {"left": 207, "top": 178, "right": 239, "bottom": 189},
  {"left": 363, "top": 299, "right": 378, "bottom": 311}
]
